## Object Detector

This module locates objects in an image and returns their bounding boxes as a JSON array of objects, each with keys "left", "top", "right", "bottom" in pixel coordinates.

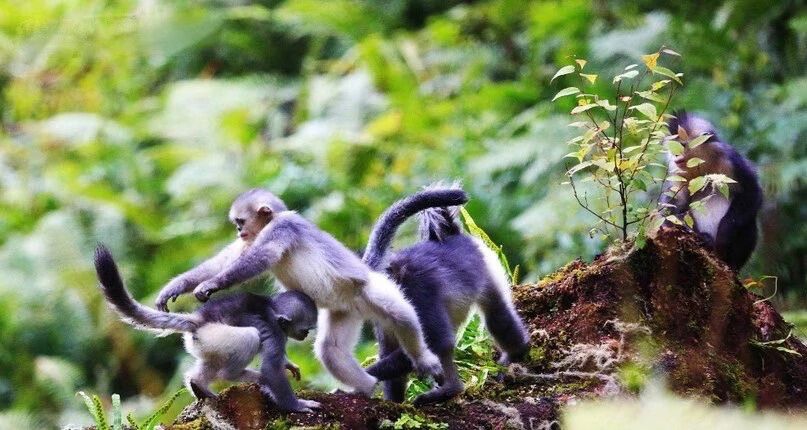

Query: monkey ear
[
  {"left": 258, "top": 205, "right": 273, "bottom": 216},
  {"left": 677, "top": 125, "right": 690, "bottom": 142}
]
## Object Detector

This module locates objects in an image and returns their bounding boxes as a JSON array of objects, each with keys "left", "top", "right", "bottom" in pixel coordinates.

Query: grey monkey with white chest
[
  {"left": 155, "top": 188, "right": 465, "bottom": 394},
  {"left": 94, "top": 244, "right": 320, "bottom": 412},
  {"left": 660, "top": 112, "right": 763, "bottom": 271}
]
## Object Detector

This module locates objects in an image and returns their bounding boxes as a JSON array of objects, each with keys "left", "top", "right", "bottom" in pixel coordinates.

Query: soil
[{"left": 164, "top": 226, "right": 807, "bottom": 430}]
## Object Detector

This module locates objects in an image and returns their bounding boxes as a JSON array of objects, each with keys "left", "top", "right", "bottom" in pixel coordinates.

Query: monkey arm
[
  {"left": 194, "top": 218, "right": 298, "bottom": 301},
  {"left": 155, "top": 241, "right": 243, "bottom": 311}
]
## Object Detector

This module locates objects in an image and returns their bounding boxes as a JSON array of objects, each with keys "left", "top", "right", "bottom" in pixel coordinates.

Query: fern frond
[
  {"left": 127, "top": 412, "right": 140, "bottom": 430},
  {"left": 92, "top": 394, "right": 108, "bottom": 430},
  {"left": 142, "top": 388, "right": 187, "bottom": 430}
]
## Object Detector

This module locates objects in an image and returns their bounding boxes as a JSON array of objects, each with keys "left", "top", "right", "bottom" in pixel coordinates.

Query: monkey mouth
[{"left": 239, "top": 232, "right": 250, "bottom": 239}]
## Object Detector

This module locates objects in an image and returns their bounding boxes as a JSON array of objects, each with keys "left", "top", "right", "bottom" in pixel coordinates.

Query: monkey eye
[{"left": 234, "top": 218, "right": 246, "bottom": 226}]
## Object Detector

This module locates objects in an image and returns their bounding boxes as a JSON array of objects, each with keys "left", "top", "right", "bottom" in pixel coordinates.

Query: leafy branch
[{"left": 552, "top": 48, "right": 684, "bottom": 242}]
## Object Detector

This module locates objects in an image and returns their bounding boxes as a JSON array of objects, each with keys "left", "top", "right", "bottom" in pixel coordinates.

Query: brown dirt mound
[
  {"left": 513, "top": 225, "right": 807, "bottom": 408},
  {"left": 165, "top": 226, "right": 807, "bottom": 429}
]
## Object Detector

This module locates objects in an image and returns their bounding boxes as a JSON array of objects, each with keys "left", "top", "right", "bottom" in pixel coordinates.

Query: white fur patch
[
  {"left": 692, "top": 195, "right": 730, "bottom": 240},
  {"left": 362, "top": 271, "right": 418, "bottom": 320},
  {"left": 471, "top": 237, "right": 514, "bottom": 301},
  {"left": 273, "top": 243, "right": 357, "bottom": 310},
  {"left": 685, "top": 116, "right": 714, "bottom": 137},
  {"left": 185, "top": 323, "right": 260, "bottom": 369}
]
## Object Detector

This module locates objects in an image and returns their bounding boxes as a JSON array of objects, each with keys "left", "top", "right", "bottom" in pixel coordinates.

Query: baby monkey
[
  {"left": 660, "top": 112, "right": 763, "bottom": 270},
  {"left": 94, "top": 244, "right": 321, "bottom": 412}
]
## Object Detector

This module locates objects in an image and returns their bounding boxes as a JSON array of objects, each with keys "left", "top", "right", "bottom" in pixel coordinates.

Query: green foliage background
[{"left": 0, "top": 0, "right": 804, "bottom": 427}]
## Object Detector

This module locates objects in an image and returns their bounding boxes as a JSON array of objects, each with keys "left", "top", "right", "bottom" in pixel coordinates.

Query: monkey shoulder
[
  {"left": 260, "top": 212, "right": 308, "bottom": 242},
  {"left": 282, "top": 212, "right": 369, "bottom": 285}
]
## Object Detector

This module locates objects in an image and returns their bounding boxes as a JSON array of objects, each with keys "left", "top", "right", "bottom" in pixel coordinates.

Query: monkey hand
[
  {"left": 414, "top": 352, "right": 443, "bottom": 381},
  {"left": 297, "top": 399, "right": 322, "bottom": 412},
  {"left": 155, "top": 286, "right": 183, "bottom": 312},
  {"left": 285, "top": 361, "right": 301, "bottom": 381},
  {"left": 193, "top": 280, "right": 221, "bottom": 302},
  {"left": 293, "top": 399, "right": 321, "bottom": 413}
]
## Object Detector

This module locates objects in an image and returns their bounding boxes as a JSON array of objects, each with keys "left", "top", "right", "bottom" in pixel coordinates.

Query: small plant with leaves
[
  {"left": 552, "top": 48, "right": 694, "bottom": 243},
  {"left": 77, "top": 389, "right": 186, "bottom": 430}
]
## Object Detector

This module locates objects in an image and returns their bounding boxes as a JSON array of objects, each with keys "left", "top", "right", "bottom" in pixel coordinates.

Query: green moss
[
  {"left": 267, "top": 418, "right": 291, "bottom": 430},
  {"left": 551, "top": 380, "right": 595, "bottom": 395},
  {"left": 289, "top": 424, "right": 341, "bottom": 430},
  {"left": 168, "top": 417, "right": 211, "bottom": 430},
  {"left": 715, "top": 356, "right": 756, "bottom": 401},
  {"left": 381, "top": 412, "right": 448, "bottom": 429},
  {"left": 618, "top": 362, "right": 651, "bottom": 394},
  {"left": 528, "top": 346, "right": 546, "bottom": 364}
]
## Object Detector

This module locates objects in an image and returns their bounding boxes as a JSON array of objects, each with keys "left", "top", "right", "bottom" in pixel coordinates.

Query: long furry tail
[
  {"left": 94, "top": 244, "right": 199, "bottom": 333},
  {"left": 363, "top": 184, "right": 468, "bottom": 270},
  {"left": 418, "top": 182, "right": 465, "bottom": 242}
]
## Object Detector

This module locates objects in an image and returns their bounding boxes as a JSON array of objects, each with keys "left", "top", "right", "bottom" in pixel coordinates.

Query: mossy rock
[{"left": 512, "top": 225, "right": 807, "bottom": 408}]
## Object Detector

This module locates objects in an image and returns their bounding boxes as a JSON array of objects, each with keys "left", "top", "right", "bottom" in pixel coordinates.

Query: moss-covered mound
[
  {"left": 513, "top": 225, "right": 807, "bottom": 408},
  {"left": 165, "top": 226, "right": 807, "bottom": 429}
]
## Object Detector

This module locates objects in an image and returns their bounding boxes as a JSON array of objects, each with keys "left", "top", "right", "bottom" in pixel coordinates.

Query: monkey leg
[
  {"left": 371, "top": 325, "right": 410, "bottom": 402},
  {"left": 314, "top": 310, "right": 377, "bottom": 395},
  {"left": 223, "top": 368, "right": 260, "bottom": 384},
  {"left": 366, "top": 348, "right": 414, "bottom": 380},
  {"left": 480, "top": 289, "right": 530, "bottom": 364},
  {"left": 715, "top": 202, "right": 758, "bottom": 271},
  {"left": 185, "top": 361, "right": 218, "bottom": 400},
  {"left": 413, "top": 353, "right": 464, "bottom": 406},
  {"left": 361, "top": 272, "right": 442, "bottom": 378}
]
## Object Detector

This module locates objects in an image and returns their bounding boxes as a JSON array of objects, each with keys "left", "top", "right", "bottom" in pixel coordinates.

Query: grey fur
[
  {"left": 363, "top": 184, "right": 468, "bottom": 269},
  {"left": 160, "top": 188, "right": 465, "bottom": 394},
  {"left": 364, "top": 184, "right": 529, "bottom": 405},
  {"left": 94, "top": 244, "right": 320, "bottom": 412}
]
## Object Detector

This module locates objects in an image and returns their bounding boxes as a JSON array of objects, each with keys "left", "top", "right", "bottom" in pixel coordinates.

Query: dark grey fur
[
  {"left": 363, "top": 185, "right": 529, "bottom": 406},
  {"left": 661, "top": 112, "right": 763, "bottom": 270},
  {"left": 94, "top": 244, "right": 320, "bottom": 412}
]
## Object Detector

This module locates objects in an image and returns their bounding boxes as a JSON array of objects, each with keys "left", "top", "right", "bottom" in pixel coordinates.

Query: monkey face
[
  {"left": 279, "top": 316, "right": 315, "bottom": 341},
  {"left": 667, "top": 127, "right": 716, "bottom": 178},
  {"left": 229, "top": 206, "right": 271, "bottom": 243}
]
